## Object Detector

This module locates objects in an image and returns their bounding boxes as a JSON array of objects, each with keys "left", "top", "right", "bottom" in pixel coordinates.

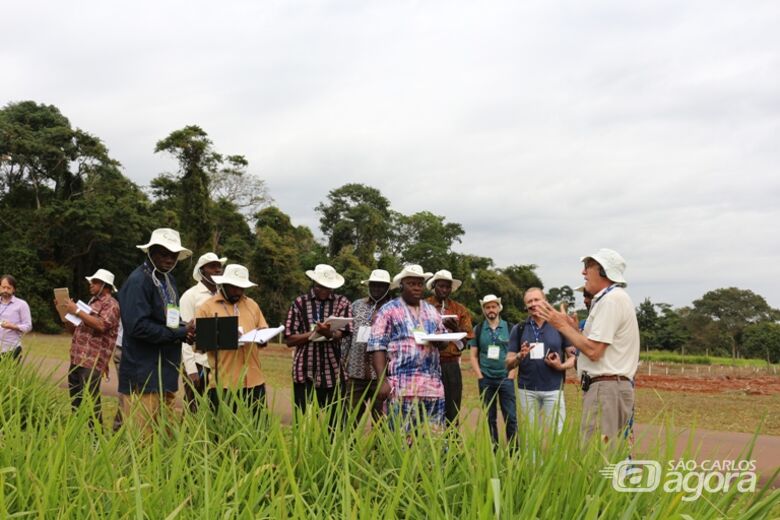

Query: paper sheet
[
  {"left": 418, "top": 332, "right": 467, "bottom": 342},
  {"left": 308, "top": 316, "right": 353, "bottom": 341},
  {"left": 239, "top": 325, "right": 285, "bottom": 344}
]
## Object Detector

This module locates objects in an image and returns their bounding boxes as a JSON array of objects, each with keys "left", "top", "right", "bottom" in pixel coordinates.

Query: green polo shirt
[{"left": 468, "top": 319, "right": 513, "bottom": 379}]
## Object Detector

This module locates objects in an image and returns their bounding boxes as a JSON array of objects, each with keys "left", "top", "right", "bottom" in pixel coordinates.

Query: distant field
[
  {"left": 640, "top": 350, "right": 780, "bottom": 369},
  {"left": 19, "top": 334, "right": 780, "bottom": 435}
]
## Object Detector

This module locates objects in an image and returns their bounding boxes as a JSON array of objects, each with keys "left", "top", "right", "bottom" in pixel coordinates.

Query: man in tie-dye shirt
[{"left": 367, "top": 265, "right": 447, "bottom": 430}]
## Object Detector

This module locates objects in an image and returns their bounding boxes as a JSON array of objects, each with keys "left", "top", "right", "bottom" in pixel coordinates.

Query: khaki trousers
[
  {"left": 581, "top": 380, "right": 634, "bottom": 445},
  {"left": 122, "top": 391, "right": 176, "bottom": 436}
]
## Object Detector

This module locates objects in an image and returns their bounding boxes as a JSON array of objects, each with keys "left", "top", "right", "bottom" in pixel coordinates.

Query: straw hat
[{"left": 479, "top": 294, "right": 503, "bottom": 312}]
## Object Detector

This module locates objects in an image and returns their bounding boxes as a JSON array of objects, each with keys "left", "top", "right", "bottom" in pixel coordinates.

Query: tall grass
[
  {"left": 640, "top": 351, "right": 779, "bottom": 368},
  {"left": 0, "top": 355, "right": 778, "bottom": 518}
]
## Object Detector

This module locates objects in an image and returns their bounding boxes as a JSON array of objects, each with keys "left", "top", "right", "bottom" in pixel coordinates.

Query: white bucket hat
[
  {"left": 391, "top": 265, "right": 432, "bottom": 289},
  {"left": 479, "top": 294, "right": 503, "bottom": 312},
  {"left": 85, "top": 269, "right": 118, "bottom": 292},
  {"left": 426, "top": 269, "right": 462, "bottom": 292},
  {"left": 361, "top": 269, "right": 391, "bottom": 285},
  {"left": 580, "top": 248, "right": 628, "bottom": 286},
  {"left": 192, "top": 252, "right": 227, "bottom": 282},
  {"left": 305, "top": 264, "right": 345, "bottom": 289},
  {"left": 212, "top": 264, "right": 257, "bottom": 289},
  {"left": 136, "top": 228, "right": 193, "bottom": 260}
]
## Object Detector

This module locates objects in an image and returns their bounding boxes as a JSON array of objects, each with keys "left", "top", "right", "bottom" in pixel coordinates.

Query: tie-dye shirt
[{"left": 367, "top": 298, "right": 446, "bottom": 398}]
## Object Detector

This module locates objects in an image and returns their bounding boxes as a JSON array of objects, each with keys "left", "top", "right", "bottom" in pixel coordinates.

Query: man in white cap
[
  {"left": 118, "top": 228, "right": 194, "bottom": 434},
  {"left": 179, "top": 252, "right": 226, "bottom": 412},
  {"left": 426, "top": 269, "right": 474, "bottom": 426},
  {"left": 61, "top": 269, "right": 121, "bottom": 429},
  {"left": 468, "top": 294, "right": 517, "bottom": 446},
  {"left": 368, "top": 265, "right": 448, "bottom": 432},
  {"left": 284, "top": 264, "right": 352, "bottom": 414},
  {"left": 538, "top": 248, "right": 640, "bottom": 445},
  {"left": 342, "top": 269, "right": 392, "bottom": 423},
  {"left": 196, "top": 264, "right": 270, "bottom": 411}
]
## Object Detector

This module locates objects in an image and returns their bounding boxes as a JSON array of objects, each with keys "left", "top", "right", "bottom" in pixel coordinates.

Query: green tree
[
  {"left": 315, "top": 183, "right": 391, "bottom": 264},
  {"left": 546, "top": 285, "right": 575, "bottom": 310},
  {"left": 392, "top": 211, "right": 464, "bottom": 269},
  {"left": 690, "top": 288, "right": 777, "bottom": 358},
  {"left": 742, "top": 322, "right": 780, "bottom": 363}
]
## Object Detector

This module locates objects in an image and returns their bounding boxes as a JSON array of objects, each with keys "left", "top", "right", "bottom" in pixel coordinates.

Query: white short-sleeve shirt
[{"left": 578, "top": 286, "right": 640, "bottom": 379}]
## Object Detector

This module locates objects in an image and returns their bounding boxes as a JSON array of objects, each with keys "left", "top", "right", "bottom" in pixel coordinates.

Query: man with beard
[
  {"left": 118, "top": 228, "right": 194, "bottom": 434},
  {"left": 426, "top": 269, "right": 474, "bottom": 426},
  {"left": 196, "top": 264, "right": 269, "bottom": 412},
  {"left": 179, "top": 252, "right": 226, "bottom": 412},
  {"left": 342, "top": 269, "right": 392, "bottom": 423},
  {"left": 468, "top": 294, "right": 517, "bottom": 445},
  {"left": 368, "top": 265, "right": 448, "bottom": 431}
]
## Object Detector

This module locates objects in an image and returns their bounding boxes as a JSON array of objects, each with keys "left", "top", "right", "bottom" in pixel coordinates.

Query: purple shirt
[{"left": 0, "top": 296, "right": 33, "bottom": 353}]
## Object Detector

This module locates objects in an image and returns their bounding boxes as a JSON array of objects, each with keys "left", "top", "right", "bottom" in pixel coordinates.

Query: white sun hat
[
  {"left": 580, "top": 248, "right": 628, "bottom": 286},
  {"left": 305, "top": 264, "right": 345, "bottom": 289},
  {"left": 212, "top": 264, "right": 257, "bottom": 289},
  {"left": 136, "top": 228, "right": 193, "bottom": 260},
  {"left": 479, "top": 294, "right": 503, "bottom": 312},
  {"left": 391, "top": 265, "right": 432, "bottom": 289},
  {"left": 192, "top": 252, "right": 228, "bottom": 282},
  {"left": 361, "top": 269, "right": 391, "bottom": 285},
  {"left": 85, "top": 269, "right": 118, "bottom": 292},
  {"left": 426, "top": 269, "right": 462, "bottom": 292},
  {"left": 574, "top": 285, "right": 585, "bottom": 293}
]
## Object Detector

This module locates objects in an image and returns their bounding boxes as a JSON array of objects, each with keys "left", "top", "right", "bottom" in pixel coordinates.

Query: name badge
[
  {"left": 530, "top": 342, "right": 545, "bottom": 360},
  {"left": 356, "top": 325, "right": 371, "bottom": 343},
  {"left": 412, "top": 327, "right": 428, "bottom": 345},
  {"left": 487, "top": 345, "right": 501, "bottom": 360},
  {"left": 166, "top": 304, "right": 180, "bottom": 329}
]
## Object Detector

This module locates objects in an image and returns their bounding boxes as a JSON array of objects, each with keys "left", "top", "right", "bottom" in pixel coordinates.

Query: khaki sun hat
[
  {"left": 192, "top": 252, "right": 227, "bottom": 282},
  {"left": 85, "top": 269, "right": 118, "bottom": 292},
  {"left": 212, "top": 264, "right": 257, "bottom": 289},
  {"left": 305, "top": 264, "right": 345, "bottom": 289},
  {"left": 136, "top": 228, "right": 193, "bottom": 261},
  {"left": 580, "top": 248, "right": 628, "bottom": 286},
  {"left": 391, "top": 265, "right": 432, "bottom": 289},
  {"left": 426, "top": 269, "right": 462, "bottom": 292},
  {"left": 479, "top": 294, "right": 503, "bottom": 312},
  {"left": 361, "top": 269, "right": 391, "bottom": 285}
]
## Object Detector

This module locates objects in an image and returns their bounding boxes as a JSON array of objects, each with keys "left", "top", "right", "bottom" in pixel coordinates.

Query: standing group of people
[{"left": 4, "top": 224, "right": 639, "bottom": 446}]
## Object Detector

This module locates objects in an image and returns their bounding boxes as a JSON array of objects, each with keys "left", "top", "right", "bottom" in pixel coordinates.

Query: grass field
[
  {"left": 1, "top": 350, "right": 778, "bottom": 518},
  {"left": 20, "top": 333, "right": 780, "bottom": 436}
]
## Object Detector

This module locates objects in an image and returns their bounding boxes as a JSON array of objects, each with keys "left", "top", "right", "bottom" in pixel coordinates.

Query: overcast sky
[{"left": 4, "top": 1, "right": 779, "bottom": 308}]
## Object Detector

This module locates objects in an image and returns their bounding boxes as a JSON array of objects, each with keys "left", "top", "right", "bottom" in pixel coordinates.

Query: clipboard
[
  {"left": 53, "top": 288, "right": 70, "bottom": 323},
  {"left": 195, "top": 316, "right": 239, "bottom": 351}
]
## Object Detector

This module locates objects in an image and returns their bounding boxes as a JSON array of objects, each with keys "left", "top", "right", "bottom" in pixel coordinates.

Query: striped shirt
[{"left": 284, "top": 289, "right": 352, "bottom": 388}]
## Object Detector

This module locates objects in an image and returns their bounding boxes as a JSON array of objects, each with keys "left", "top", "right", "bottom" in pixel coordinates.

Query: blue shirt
[
  {"left": 509, "top": 318, "right": 571, "bottom": 392},
  {"left": 118, "top": 262, "right": 187, "bottom": 394},
  {"left": 468, "top": 319, "right": 514, "bottom": 379}
]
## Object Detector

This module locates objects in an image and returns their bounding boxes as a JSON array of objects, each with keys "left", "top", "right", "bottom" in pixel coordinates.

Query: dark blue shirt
[
  {"left": 118, "top": 262, "right": 187, "bottom": 394},
  {"left": 509, "top": 318, "right": 571, "bottom": 392}
]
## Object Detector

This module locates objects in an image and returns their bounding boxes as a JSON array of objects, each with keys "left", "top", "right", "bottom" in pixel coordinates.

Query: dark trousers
[
  {"left": 0, "top": 346, "right": 22, "bottom": 362},
  {"left": 68, "top": 364, "right": 103, "bottom": 429},
  {"left": 208, "top": 385, "right": 266, "bottom": 415},
  {"left": 183, "top": 364, "right": 209, "bottom": 413},
  {"left": 344, "top": 378, "right": 384, "bottom": 424},
  {"left": 293, "top": 381, "right": 340, "bottom": 414},
  {"left": 478, "top": 377, "right": 518, "bottom": 445},
  {"left": 440, "top": 360, "right": 463, "bottom": 425}
]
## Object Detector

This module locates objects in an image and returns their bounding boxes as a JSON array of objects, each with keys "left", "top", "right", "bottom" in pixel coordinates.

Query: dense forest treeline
[{"left": 2, "top": 101, "right": 778, "bottom": 361}]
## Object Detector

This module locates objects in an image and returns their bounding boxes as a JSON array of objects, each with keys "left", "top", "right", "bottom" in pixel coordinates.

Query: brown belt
[{"left": 590, "top": 375, "right": 632, "bottom": 384}]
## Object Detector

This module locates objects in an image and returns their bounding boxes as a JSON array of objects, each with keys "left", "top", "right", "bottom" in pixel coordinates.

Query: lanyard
[
  {"left": 404, "top": 302, "right": 423, "bottom": 330},
  {"left": 312, "top": 300, "right": 326, "bottom": 323},
  {"left": 528, "top": 319, "right": 544, "bottom": 343},
  {"left": 487, "top": 322, "right": 504, "bottom": 344},
  {"left": 590, "top": 284, "right": 619, "bottom": 311}
]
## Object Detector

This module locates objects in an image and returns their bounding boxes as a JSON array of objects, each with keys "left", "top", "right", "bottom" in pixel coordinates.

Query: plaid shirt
[
  {"left": 70, "top": 293, "right": 121, "bottom": 374},
  {"left": 284, "top": 289, "right": 352, "bottom": 388},
  {"left": 342, "top": 297, "right": 380, "bottom": 380},
  {"left": 366, "top": 298, "right": 446, "bottom": 398}
]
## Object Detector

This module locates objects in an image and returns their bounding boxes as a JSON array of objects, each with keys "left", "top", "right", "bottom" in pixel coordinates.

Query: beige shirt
[
  {"left": 578, "top": 286, "right": 640, "bottom": 379},
  {"left": 179, "top": 282, "right": 213, "bottom": 374},
  {"left": 196, "top": 293, "right": 269, "bottom": 390}
]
